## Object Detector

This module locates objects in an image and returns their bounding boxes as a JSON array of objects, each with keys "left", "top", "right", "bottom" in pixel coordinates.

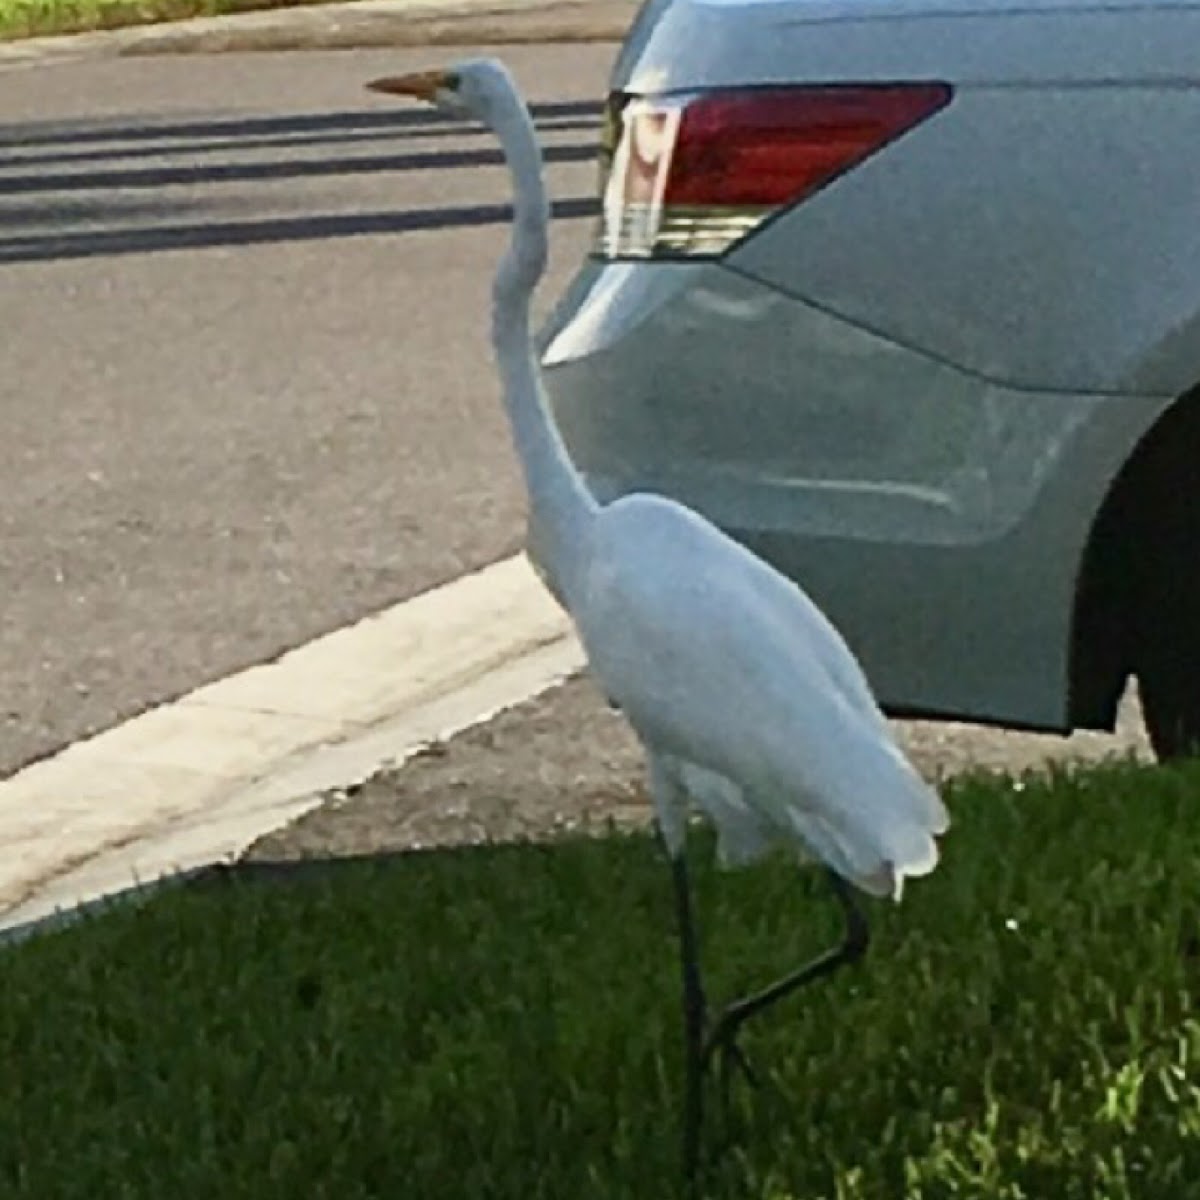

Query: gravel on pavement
[{"left": 245, "top": 671, "right": 1151, "bottom": 862}]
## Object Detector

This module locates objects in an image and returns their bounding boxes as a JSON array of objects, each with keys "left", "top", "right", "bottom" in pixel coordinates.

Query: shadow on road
[
  {"left": 0, "top": 101, "right": 603, "bottom": 264},
  {"left": 0, "top": 143, "right": 597, "bottom": 195},
  {"left": 9, "top": 112, "right": 601, "bottom": 171},
  {"left": 0, "top": 100, "right": 599, "bottom": 149},
  {"left": 0, "top": 198, "right": 599, "bottom": 263}
]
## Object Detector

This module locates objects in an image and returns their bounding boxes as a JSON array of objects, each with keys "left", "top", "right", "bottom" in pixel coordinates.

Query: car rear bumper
[{"left": 540, "top": 260, "right": 1170, "bottom": 728}]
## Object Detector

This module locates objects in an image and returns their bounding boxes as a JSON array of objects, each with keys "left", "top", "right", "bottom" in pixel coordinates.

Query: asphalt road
[{"left": 0, "top": 44, "right": 609, "bottom": 776}]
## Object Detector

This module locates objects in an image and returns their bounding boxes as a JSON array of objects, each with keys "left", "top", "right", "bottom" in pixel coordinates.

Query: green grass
[
  {"left": 0, "top": 0, "right": 330, "bottom": 41},
  {"left": 3, "top": 758, "right": 1200, "bottom": 1199}
]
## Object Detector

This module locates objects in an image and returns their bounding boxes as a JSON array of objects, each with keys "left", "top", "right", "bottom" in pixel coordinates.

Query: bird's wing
[
  {"left": 578, "top": 494, "right": 948, "bottom": 891},
  {"left": 581, "top": 493, "right": 889, "bottom": 733},
  {"left": 601, "top": 496, "right": 887, "bottom": 728}
]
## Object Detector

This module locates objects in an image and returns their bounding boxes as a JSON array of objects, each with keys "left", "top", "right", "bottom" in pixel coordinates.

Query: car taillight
[{"left": 594, "top": 82, "right": 951, "bottom": 260}]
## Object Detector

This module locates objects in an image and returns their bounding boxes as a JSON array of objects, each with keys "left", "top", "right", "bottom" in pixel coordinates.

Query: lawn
[
  {"left": 2, "top": 758, "right": 1197, "bottom": 1199},
  {"left": 0, "top": 0, "right": 328, "bottom": 40}
]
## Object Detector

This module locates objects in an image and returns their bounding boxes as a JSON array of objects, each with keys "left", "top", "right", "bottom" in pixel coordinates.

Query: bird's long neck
[{"left": 489, "top": 91, "right": 597, "bottom": 610}]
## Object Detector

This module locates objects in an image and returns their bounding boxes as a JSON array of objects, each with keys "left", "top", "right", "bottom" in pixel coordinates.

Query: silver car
[{"left": 540, "top": 0, "right": 1200, "bottom": 759}]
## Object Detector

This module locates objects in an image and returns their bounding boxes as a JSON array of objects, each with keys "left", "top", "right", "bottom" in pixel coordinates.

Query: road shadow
[
  {"left": 0, "top": 198, "right": 600, "bottom": 264},
  {"left": 0, "top": 142, "right": 597, "bottom": 196},
  {"left": 0, "top": 101, "right": 603, "bottom": 264},
  {"left": 0, "top": 100, "right": 600, "bottom": 150},
  {"left": 8, "top": 111, "right": 601, "bottom": 171}
]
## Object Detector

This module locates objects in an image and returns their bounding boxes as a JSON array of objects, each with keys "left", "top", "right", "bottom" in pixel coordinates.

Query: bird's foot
[
  {"left": 700, "top": 1022, "right": 758, "bottom": 1089},
  {"left": 702, "top": 1015, "right": 759, "bottom": 1089},
  {"left": 700, "top": 1009, "right": 761, "bottom": 1131}
]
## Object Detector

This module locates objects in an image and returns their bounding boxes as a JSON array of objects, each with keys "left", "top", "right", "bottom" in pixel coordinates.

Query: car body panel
[
  {"left": 731, "top": 85, "right": 1200, "bottom": 395},
  {"left": 543, "top": 264, "right": 1169, "bottom": 727},
  {"left": 614, "top": 0, "right": 1200, "bottom": 395},
  {"left": 540, "top": 0, "right": 1199, "bottom": 731},
  {"left": 616, "top": 0, "right": 1200, "bottom": 92}
]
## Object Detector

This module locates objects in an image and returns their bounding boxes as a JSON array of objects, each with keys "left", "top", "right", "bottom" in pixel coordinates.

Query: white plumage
[
  {"left": 577, "top": 492, "right": 947, "bottom": 894},
  {"left": 367, "top": 56, "right": 949, "bottom": 1182}
]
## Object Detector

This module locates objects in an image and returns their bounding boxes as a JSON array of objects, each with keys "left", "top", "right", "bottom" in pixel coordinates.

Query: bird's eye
[{"left": 443, "top": 71, "right": 461, "bottom": 92}]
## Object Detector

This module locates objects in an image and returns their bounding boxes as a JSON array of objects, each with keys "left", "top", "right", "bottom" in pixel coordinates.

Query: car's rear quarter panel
[
  {"left": 547, "top": 0, "right": 1200, "bottom": 731},
  {"left": 621, "top": 0, "right": 1200, "bottom": 394}
]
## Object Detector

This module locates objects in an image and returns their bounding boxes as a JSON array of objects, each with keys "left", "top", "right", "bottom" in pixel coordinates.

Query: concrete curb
[
  {"left": 0, "top": 657, "right": 589, "bottom": 949},
  {"left": 0, "top": 553, "right": 586, "bottom": 943},
  {"left": 0, "top": 0, "right": 635, "bottom": 62}
]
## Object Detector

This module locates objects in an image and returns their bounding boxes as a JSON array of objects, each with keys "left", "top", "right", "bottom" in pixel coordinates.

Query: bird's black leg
[
  {"left": 702, "top": 870, "right": 869, "bottom": 1079},
  {"left": 668, "top": 851, "right": 706, "bottom": 1190},
  {"left": 663, "top": 835, "right": 758, "bottom": 1189}
]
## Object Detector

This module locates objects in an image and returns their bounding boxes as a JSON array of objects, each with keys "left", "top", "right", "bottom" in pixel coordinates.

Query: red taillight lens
[{"left": 596, "top": 82, "right": 951, "bottom": 259}]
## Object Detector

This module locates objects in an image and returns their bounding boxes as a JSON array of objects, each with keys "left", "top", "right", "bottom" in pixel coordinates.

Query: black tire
[
  {"left": 1136, "top": 567, "right": 1200, "bottom": 760},
  {"left": 1098, "top": 392, "right": 1200, "bottom": 760},
  {"left": 1140, "top": 657, "right": 1200, "bottom": 760}
]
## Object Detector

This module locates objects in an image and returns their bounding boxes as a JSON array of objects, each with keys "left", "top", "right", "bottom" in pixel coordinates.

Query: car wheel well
[{"left": 1068, "top": 387, "right": 1200, "bottom": 730}]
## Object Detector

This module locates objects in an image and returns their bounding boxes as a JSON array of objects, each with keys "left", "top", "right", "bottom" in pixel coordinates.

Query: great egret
[{"left": 367, "top": 59, "right": 950, "bottom": 1183}]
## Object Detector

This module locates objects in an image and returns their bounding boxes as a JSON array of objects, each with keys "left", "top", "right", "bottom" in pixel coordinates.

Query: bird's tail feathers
[
  {"left": 886, "top": 742, "right": 951, "bottom": 837},
  {"left": 788, "top": 750, "right": 948, "bottom": 902}
]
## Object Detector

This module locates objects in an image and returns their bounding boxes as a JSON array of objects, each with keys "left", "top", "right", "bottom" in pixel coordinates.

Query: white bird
[{"left": 367, "top": 59, "right": 950, "bottom": 1183}]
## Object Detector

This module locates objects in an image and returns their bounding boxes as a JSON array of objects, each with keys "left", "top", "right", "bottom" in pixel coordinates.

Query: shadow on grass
[{"left": 3, "top": 760, "right": 1200, "bottom": 1198}]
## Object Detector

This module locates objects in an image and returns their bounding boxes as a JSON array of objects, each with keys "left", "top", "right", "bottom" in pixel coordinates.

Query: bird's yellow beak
[{"left": 366, "top": 69, "right": 452, "bottom": 103}]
